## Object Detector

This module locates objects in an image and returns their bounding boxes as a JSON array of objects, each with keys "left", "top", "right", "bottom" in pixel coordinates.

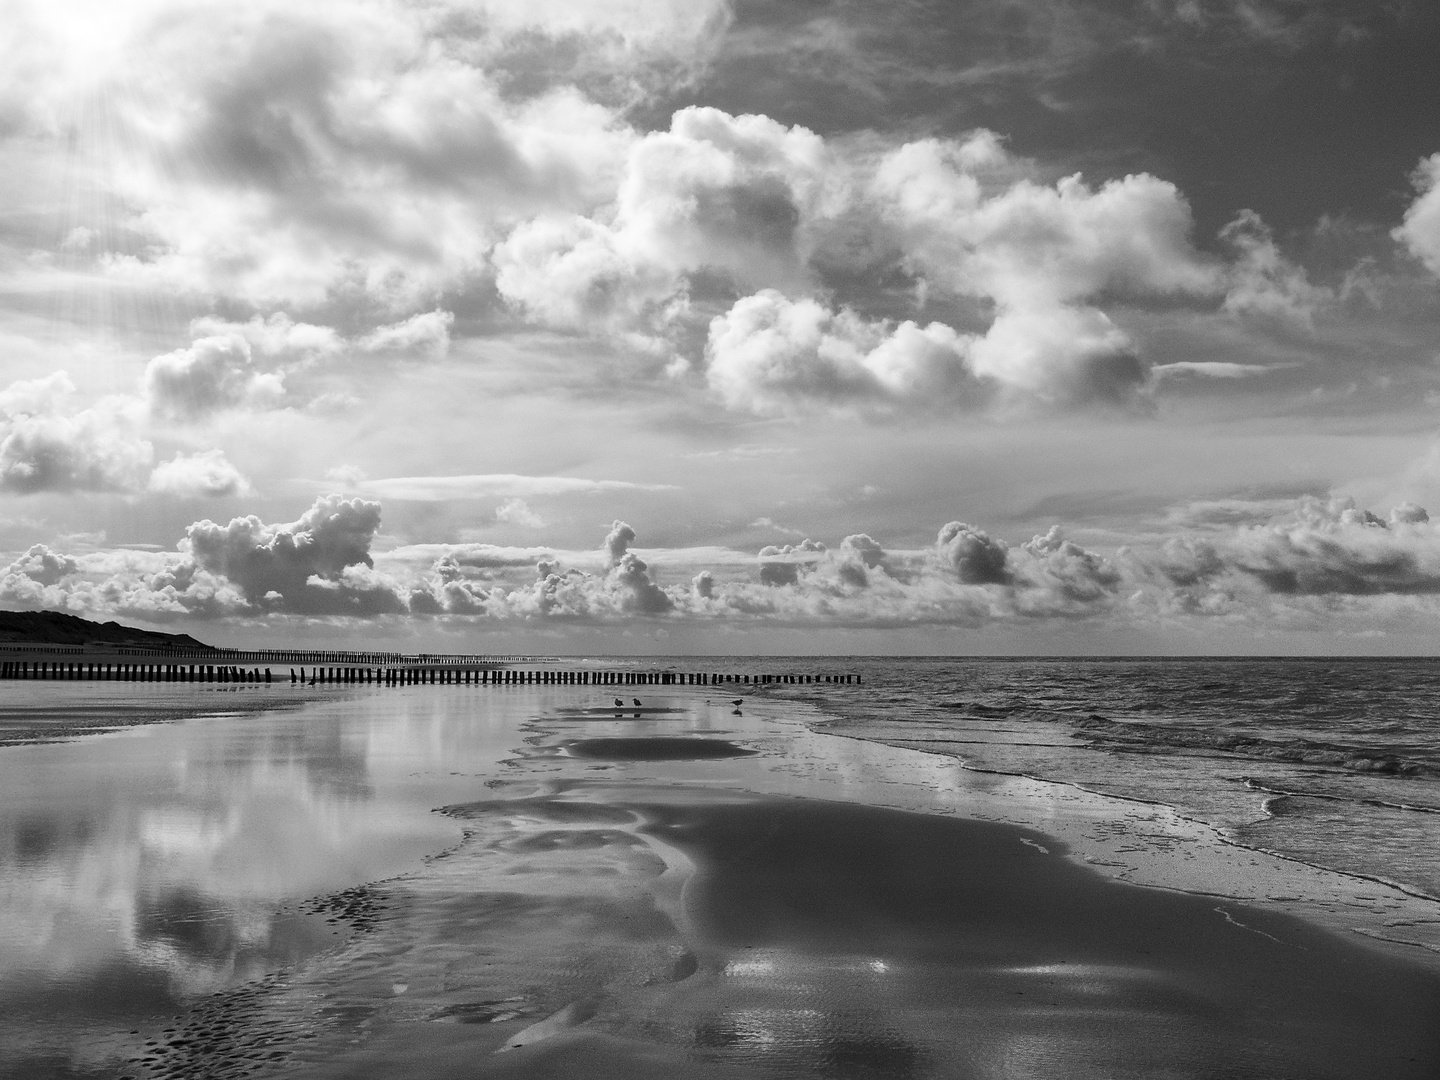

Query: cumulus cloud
[
  {"left": 1017, "top": 526, "right": 1123, "bottom": 608},
  {"left": 7, "top": 544, "right": 78, "bottom": 586},
  {"left": 0, "top": 544, "right": 83, "bottom": 610},
  {"left": 936, "top": 522, "right": 1012, "bottom": 584},
  {"left": 0, "top": 371, "right": 256, "bottom": 498},
  {"left": 147, "top": 450, "right": 252, "bottom": 498},
  {"left": 966, "top": 305, "right": 1143, "bottom": 405},
  {"left": 704, "top": 291, "right": 977, "bottom": 414},
  {"left": 19, "top": 491, "right": 1440, "bottom": 631},
  {"left": 871, "top": 135, "right": 1221, "bottom": 405},
  {"left": 143, "top": 336, "right": 287, "bottom": 421},
  {"left": 489, "top": 117, "right": 1269, "bottom": 412},
  {"left": 0, "top": 374, "right": 153, "bottom": 494},
  {"left": 139, "top": 310, "right": 456, "bottom": 425},
  {"left": 492, "top": 213, "right": 683, "bottom": 338},
  {"left": 1149, "top": 497, "right": 1440, "bottom": 610},
  {"left": 183, "top": 494, "right": 405, "bottom": 615},
  {"left": 758, "top": 538, "right": 828, "bottom": 586},
  {"left": 493, "top": 106, "right": 841, "bottom": 356},
  {"left": 1395, "top": 154, "right": 1440, "bottom": 278},
  {"left": 873, "top": 136, "right": 1219, "bottom": 304},
  {"left": 491, "top": 116, "right": 1240, "bottom": 411}
]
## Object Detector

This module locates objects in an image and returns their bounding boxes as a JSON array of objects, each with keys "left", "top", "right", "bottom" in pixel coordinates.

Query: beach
[{"left": 3, "top": 672, "right": 1440, "bottom": 1078}]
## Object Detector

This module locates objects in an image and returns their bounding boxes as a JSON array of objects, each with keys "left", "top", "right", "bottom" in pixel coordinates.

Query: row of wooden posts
[
  {"left": 311, "top": 669, "right": 861, "bottom": 686},
  {"left": 2, "top": 661, "right": 274, "bottom": 683},
  {"left": 0, "top": 660, "right": 859, "bottom": 687}
]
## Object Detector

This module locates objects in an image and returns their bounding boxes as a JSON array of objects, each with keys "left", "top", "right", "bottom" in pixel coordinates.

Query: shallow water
[
  {"left": 747, "top": 656, "right": 1440, "bottom": 904},
  {"left": 3, "top": 677, "right": 1440, "bottom": 1078}
]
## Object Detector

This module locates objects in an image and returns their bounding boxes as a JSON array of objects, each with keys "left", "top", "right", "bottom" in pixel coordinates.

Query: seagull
[
  {"left": 731, "top": 699, "right": 744, "bottom": 707},
  {"left": 613, "top": 697, "right": 624, "bottom": 707},
  {"left": 632, "top": 698, "right": 643, "bottom": 707}
]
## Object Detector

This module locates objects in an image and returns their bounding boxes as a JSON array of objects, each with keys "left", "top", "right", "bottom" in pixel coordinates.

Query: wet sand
[
  {"left": 6, "top": 685, "right": 1440, "bottom": 1078},
  {"left": 261, "top": 785, "right": 1440, "bottom": 1080}
]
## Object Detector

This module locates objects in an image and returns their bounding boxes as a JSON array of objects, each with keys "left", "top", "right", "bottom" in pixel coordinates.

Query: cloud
[
  {"left": 0, "top": 371, "right": 261, "bottom": 499},
  {"left": 871, "top": 135, "right": 1220, "bottom": 405},
  {"left": 421, "top": 518, "right": 676, "bottom": 617},
  {"left": 758, "top": 538, "right": 827, "bottom": 586},
  {"left": 7, "top": 544, "right": 78, "bottom": 586},
  {"left": 183, "top": 494, "right": 406, "bottom": 615},
  {"left": 143, "top": 336, "right": 287, "bottom": 421},
  {"left": 139, "top": 311, "right": 456, "bottom": 425},
  {"left": 494, "top": 497, "right": 544, "bottom": 528},
  {"left": 965, "top": 304, "right": 1143, "bottom": 405},
  {"left": 936, "top": 522, "right": 1011, "bottom": 585},
  {"left": 187, "top": 312, "right": 343, "bottom": 361},
  {"left": 357, "top": 310, "right": 454, "bottom": 358},
  {"left": 351, "top": 473, "right": 676, "bottom": 501},
  {"left": 62, "top": 2, "right": 641, "bottom": 309},
  {"left": 464, "top": 0, "right": 733, "bottom": 67},
  {"left": 492, "top": 213, "right": 682, "bottom": 338},
  {"left": 873, "top": 135, "right": 1219, "bottom": 304},
  {"left": 0, "top": 374, "right": 153, "bottom": 494},
  {"left": 1153, "top": 361, "right": 1280, "bottom": 380},
  {"left": 750, "top": 516, "right": 804, "bottom": 536},
  {"left": 20, "top": 491, "right": 1440, "bottom": 632},
  {"left": 704, "top": 290, "right": 978, "bottom": 415},
  {"left": 0, "top": 544, "right": 83, "bottom": 610},
  {"left": 1149, "top": 497, "right": 1440, "bottom": 609},
  {"left": 491, "top": 117, "right": 1254, "bottom": 412},
  {"left": 493, "top": 105, "right": 840, "bottom": 356},
  {"left": 147, "top": 450, "right": 252, "bottom": 498},
  {"left": 1395, "top": 154, "right": 1440, "bottom": 279},
  {"left": 1220, "top": 210, "right": 1331, "bottom": 328}
]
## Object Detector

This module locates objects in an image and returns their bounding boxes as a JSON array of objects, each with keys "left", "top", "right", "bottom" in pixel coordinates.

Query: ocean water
[{"left": 743, "top": 656, "right": 1440, "bottom": 909}]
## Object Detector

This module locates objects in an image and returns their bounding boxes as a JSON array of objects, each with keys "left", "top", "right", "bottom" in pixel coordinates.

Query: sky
[{"left": 2, "top": 0, "right": 1440, "bottom": 655}]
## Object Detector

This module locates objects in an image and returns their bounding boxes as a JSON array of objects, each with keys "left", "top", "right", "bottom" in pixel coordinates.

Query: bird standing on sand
[
  {"left": 633, "top": 698, "right": 643, "bottom": 707},
  {"left": 731, "top": 699, "right": 743, "bottom": 707},
  {"left": 613, "top": 698, "right": 624, "bottom": 707}
]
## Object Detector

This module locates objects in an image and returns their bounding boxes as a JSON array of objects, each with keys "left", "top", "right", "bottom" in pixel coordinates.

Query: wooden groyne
[{"left": 0, "top": 658, "right": 860, "bottom": 686}]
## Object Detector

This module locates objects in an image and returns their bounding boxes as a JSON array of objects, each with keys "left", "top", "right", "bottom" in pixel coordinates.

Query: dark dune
[
  {"left": 564, "top": 738, "right": 758, "bottom": 761},
  {"left": 0, "top": 609, "right": 210, "bottom": 648}
]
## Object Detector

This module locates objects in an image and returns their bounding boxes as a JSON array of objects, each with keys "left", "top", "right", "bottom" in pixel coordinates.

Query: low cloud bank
[{"left": 9, "top": 493, "right": 1440, "bottom": 631}]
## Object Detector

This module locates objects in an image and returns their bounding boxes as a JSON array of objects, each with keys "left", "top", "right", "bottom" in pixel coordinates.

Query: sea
[{"left": 746, "top": 655, "right": 1440, "bottom": 908}]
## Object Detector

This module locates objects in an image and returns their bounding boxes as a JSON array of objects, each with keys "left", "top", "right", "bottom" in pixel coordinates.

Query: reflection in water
[{"left": 0, "top": 685, "right": 527, "bottom": 1075}]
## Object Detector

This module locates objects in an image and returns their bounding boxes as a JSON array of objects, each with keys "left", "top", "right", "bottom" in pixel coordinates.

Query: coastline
[
  {"left": 4, "top": 679, "right": 1440, "bottom": 1077},
  {"left": 751, "top": 669, "right": 1440, "bottom": 963}
]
